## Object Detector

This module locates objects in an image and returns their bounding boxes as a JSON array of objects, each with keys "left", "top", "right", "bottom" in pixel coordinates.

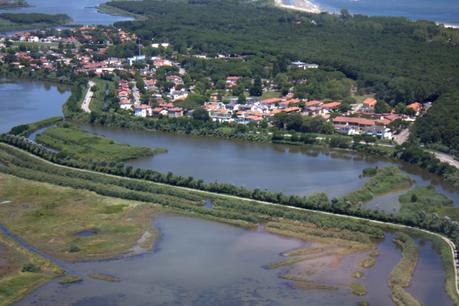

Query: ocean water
[{"left": 314, "top": 0, "right": 459, "bottom": 26}]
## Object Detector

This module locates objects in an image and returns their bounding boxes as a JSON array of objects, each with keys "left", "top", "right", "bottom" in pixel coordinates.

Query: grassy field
[
  {"left": 8, "top": 117, "right": 63, "bottom": 137},
  {"left": 0, "top": 231, "right": 62, "bottom": 306},
  {"left": 35, "top": 126, "right": 166, "bottom": 163},
  {"left": 89, "top": 79, "right": 117, "bottom": 113},
  {"left": 0, "top": 173, "right": 161, "bottom": 261},
  {"left": 343, "top": 166, "right": 414, "bottom": 205}
]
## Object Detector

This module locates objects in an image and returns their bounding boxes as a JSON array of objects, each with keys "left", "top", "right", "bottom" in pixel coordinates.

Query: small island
[
  {"left": 0, "top": 0, "right": 29, "bottom": 9},
  {"left": 0, "top": 12, "right": 71, "bottom": 32}
]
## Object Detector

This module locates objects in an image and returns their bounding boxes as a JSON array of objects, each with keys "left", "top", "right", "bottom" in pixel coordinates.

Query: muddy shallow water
[{"left": 8, "top": 215, "right": 451, "bottom": 306}]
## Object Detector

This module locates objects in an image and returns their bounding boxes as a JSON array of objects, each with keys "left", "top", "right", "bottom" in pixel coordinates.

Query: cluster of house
[
  {"left": 200, "top": 95, "right": 425, "bottom": 139},
  {"left": 201, "top": 94, "right": 341, "bottom": 124},
  {"left": 332, "top": 98, "right": 425, "bottom": 138},
  {"left": 0, "top": 27, "right": 428, "bottom": 140}
]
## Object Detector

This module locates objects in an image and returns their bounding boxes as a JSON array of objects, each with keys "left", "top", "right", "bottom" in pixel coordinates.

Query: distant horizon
[{"left": 310, "top": 0, "right": 459, "bottom": 27}]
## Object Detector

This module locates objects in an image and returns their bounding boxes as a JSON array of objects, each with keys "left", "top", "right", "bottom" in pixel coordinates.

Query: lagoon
[
  {"left": 0, "top": 0, "right": 132, "bottom": 26},
  {"left": 0, "top": 80, "right": 69, "bottom": 133},
  {"left": 11, "top": 215, "right": 452, "bottom": 306}
]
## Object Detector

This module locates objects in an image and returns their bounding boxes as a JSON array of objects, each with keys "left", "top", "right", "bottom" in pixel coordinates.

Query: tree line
[{"left": 2, "top": 133, "right": 459, "bottom": 248}]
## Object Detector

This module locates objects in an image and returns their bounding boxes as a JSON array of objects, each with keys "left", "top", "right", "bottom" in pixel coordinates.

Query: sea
[{"left": 313, "top": 0, "right": 459, "bottom": 27}]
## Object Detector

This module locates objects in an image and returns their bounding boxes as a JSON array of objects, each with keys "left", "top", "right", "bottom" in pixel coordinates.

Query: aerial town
[
  {"left": 0, "top": 26, "right": 428, "bottom": 141},
  {"left": 1, "top": 0, "right": 459, "bottom": 305}
]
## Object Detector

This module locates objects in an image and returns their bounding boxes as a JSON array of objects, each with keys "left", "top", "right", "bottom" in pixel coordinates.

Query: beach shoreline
[
  {"left": 438, "top": 22, "right": 459, "bottom": 29},
  {"left": 274, "top": 0, "right": 321, "bottom": 14}
]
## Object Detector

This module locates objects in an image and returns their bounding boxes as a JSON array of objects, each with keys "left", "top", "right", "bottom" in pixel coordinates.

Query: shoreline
[
  {"left": 274, "top": 0, "right": 321, "bottom": 14},
  {"left": 274, "top": 0, "right": 459, "bottom": 30}
]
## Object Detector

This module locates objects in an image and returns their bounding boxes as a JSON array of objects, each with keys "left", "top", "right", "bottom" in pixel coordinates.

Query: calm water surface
[
  {"left": 0, "top": 80, "right": 70, "bottom": 133},
  {"left": 313, "top": 0, "right": 459, "bottom": 26},
  {"left": 82, "top": 125, "right": 459, "bottom": 205},
  {"left": 82, "top": 125, "right": 390, "bottom": 198},
  {"left": 0, "top": 0, "right": 132, "bottom": 25},
  {"left": 407, "top": 239, "right": 453, "bottom": 306},
  {"left": 12, "top": 215, "right": 450, "bottom": 306}
]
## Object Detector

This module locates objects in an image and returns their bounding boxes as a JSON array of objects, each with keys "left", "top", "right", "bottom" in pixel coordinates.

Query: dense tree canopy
[{"left": 106, "top": 0, "right": 459, "bottom": 151}]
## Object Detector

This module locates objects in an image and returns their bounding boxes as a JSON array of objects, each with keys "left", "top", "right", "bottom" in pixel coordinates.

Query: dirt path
[
  {"left": 432, "top": 151, "right": 459, "bottom": 170},
  {"left": 81, "top": 81, "right": 95, "bottom": 113}
]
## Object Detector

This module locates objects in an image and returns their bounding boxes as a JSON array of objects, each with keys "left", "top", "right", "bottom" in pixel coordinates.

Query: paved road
[
  {"left": 1, "top": 142, "right": 458, "bottom": 299},
  {"left": 433, "top": 151, "right": 459, "bottom": 170},
  {"left": 394, "top": 128, "right": 410, "bottom": 145},
  {"left": 81, "top": 81, "right": 95, "bottom": 113}
]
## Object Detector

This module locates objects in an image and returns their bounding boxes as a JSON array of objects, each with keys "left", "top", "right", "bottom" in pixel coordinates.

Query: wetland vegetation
[
  {"left": 343, "top": 167, "right": 414, "bottom": 205},
  {"left": 0, "top": 12, "right": 70, "bottom": 32},
  {"left": 35, "top": 125, "right": 166, "bottom": 163}
]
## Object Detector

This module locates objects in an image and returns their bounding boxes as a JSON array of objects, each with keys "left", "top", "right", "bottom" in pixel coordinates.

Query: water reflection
[
  {"left": 1, "top": 0, "right": 132, "bottom": 26},
  {"left": 0, "top": 80, "right": 70, "bottom": 133}
]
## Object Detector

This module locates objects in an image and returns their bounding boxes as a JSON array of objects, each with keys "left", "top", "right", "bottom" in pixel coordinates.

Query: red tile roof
[
  {"left": 262, "top": 98, "right": 282, "bottom": 104},
  {"left": 333, "top": 116, "right": 375, "bottom": 126},
  {"left": 363, "top": 98, "right": 377, "bottom": 107},
  {"left": 321, "top": 102, "right": 341, "bottom": 109}
]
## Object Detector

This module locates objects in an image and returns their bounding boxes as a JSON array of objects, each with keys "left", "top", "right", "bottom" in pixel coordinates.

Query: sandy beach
[
  {"left": 274, "top": 0, "right": 321, "bottom": 14},
  {"left": 439, "top": 22, "right": 459, "bottom": 29}
]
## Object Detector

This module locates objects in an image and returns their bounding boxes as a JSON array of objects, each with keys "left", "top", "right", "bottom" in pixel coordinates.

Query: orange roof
[
  {"left": 246, "top": 115, "right": 263, "bottom": 121},
  {"left": 280, "top": 99, "right": 301, "bottom": 105},
  {"left": 363, "top": 98, "right": 377, "bottom": 107},
  {"left": 262, "top": 98, "right": 282, "bottom": 104},
  {"left": 333, "top": 116, "right": 375, "bottom": 126},
  {"left": 321, "top": 102, "right": 341, "bottom": 109},
  {"left": 282, "top": 107, "right": 300, "bottom": 113},
  {"left": 376, "top": 118, "right": 391, "bottom": 126},
  {"left": 169, "top": 107, "right": 183, "bottom": 112},
  {"left": 384, "top": 114, "right": 403, "bottom": 121},
  {"left": 306, "top": 100, "right": 321, "bottom": 107},
  {"left": 407, "top": 102, "right": 422, "bottom": 112}
]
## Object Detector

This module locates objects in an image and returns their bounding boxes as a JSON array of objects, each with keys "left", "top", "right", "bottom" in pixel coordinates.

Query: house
[
  {"left": 321, "top": 101, "right": 341, "bottom": 110},
  {"left": 119, "top": 100, "right": 133, "bottom": 110},
  {"left": 166, "top": 75, "right": 183, "bottom": 86},
  {"left": 280, "top": 99, "right": 301, "bottom": 108},
  {"left": 151, "top": 43, "right": 170, "bottom": 48},
  {"left": 210, "top": 93, "right": 221, "bottom": 102},
  {"left": 333, "top": 116, "right": 376, "bottom": 135},
  {"left": 281, "top": 107, "right": 301, "bottom": 114},
  {"left": 134, "top": 104, "right": 152, "bottom": 117},
  {"left": 128, "top": 55, "right": 146, "bottom": 66},
  {"left": 152, "top": 107, "right": 168, "bottom": 117},
  {"left": 407, "top": 102, "right": 423, "bottom": 116},
  {"left": 261, "top": 98, "right": 281, "bottom": 108},
  {"left": 168, "top": 107, "right": 184, "bottom": 118},
  {"left": 290, "top": 61, "right": 319, "bottom": 70},
  {"left": 362, "top": 98, "right": 377, "bottom": 112},
  {"left": 225, "top": 76, "right": 240, "bottom": 88},
  {"left": 153, "top": 57, "right": 172, "bottom": 68}
]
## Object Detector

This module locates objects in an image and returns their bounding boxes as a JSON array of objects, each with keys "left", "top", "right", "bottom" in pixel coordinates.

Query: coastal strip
[{"left": 274, "top": 0, "right": 321, "bottom": 14}]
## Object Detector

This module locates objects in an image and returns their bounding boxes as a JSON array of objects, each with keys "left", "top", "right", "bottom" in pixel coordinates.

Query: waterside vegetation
[{"left": 35, "top": 125, "right": 166, "bottom": 163}]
